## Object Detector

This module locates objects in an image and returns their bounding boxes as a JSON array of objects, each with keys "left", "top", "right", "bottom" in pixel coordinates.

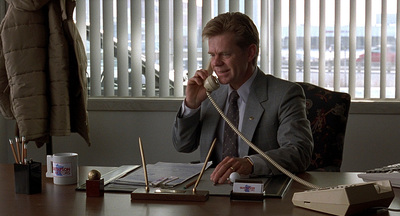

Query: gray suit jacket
[{"left": 172, "top": 69, "right": 313, "bottom": 176}]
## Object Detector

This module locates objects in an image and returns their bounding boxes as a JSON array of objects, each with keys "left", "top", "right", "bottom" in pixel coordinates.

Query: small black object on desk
[{"left": 14, "top": 161, "right": 42, "bottom": 194}]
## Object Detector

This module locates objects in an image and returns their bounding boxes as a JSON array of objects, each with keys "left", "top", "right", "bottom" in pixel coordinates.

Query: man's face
[{"left": 208, "top": 32, "right": 255, "bottom": 90}]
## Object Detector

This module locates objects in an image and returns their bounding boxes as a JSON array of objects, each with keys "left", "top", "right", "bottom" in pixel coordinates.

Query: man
[{"left": 172, "top": 12, "right": 313, "bottom": 184}]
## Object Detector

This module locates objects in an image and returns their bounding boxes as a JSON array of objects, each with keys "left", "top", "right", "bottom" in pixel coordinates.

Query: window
[{"left": 78, "top": 0, "right": 400, "bottom": 100}]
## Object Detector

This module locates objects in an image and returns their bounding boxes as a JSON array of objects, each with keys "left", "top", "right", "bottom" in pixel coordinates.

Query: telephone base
[{"left": 292, "top": 180, "right": 394, "bottom": 216}]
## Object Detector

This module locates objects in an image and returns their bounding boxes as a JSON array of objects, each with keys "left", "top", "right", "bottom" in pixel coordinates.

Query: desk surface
[{"left": 1, "top": 164, "right": 400, "bottom": 216}]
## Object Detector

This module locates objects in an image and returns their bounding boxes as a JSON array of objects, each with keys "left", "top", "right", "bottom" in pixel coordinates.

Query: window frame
[{"left": 87, "top": 98, "right": 400, "bottom": 115}]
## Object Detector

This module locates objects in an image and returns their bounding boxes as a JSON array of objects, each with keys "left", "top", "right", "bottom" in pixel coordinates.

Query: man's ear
[{"left": 247, "top": 44, "right": 257, "bottom": 63}]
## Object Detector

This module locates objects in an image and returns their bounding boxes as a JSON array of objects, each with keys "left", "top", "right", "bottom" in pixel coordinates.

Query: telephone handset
[{"left": 203, "top": 61, "right": 220, "bottom": 92}]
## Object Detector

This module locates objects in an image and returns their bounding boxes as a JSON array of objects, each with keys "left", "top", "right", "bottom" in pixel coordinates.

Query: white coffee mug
[{"left": 46, "top": 153, "right": 78, "bottom": 185}]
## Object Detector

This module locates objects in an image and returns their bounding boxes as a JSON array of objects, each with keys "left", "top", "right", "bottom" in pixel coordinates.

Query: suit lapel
[{"left": 239, "top": 70, "right": 269, "bottom": 157}]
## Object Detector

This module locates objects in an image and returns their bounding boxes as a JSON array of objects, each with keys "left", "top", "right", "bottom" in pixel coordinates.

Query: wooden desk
[{"left": 1, "top": 164, "right": 400, "bottom": 216}]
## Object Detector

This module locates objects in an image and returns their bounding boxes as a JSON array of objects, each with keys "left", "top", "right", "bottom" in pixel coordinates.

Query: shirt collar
[{"left": 228, "top": 67, "right": 258, "bottom": 103}]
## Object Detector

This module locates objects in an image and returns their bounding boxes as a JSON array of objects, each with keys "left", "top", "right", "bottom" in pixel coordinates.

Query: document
[{"left": 112, "top": 162, "right": 212, "bottom": 187}]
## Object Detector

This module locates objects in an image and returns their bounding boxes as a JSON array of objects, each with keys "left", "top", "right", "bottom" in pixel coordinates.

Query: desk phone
[{"left": 293, "top": 180, "right": 394, "bottom": 216}]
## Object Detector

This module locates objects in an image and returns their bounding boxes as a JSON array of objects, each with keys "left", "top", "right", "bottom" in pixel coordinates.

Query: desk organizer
[
  {"left": 14, "top": 161, "right": 42, "bottom": 194},
  {"left": 86, "top": 179, "right": 104, "bottom": 197}
]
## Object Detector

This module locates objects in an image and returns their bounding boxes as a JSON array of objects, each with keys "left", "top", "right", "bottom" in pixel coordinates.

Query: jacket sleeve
[
  {"left": 0, "top": 26, "right": 13, "bottom": 119},
  {"left": 172, "top": 105, "right": 202, "bottom": 153},
  {"left": 250, "top": 83, "right": 313, "bottom": 176}
]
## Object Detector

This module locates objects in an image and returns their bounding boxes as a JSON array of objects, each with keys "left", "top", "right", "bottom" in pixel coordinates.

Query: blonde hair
[{"left": 202, "top": 12, "right": 259, "bottom": 66}]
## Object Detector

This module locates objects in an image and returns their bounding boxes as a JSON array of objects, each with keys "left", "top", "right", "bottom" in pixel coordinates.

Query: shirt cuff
[
  {"left": 244, "top": 156, "right": 254, "bottom": 173},
  {"left": 179, "top": 100, "right": 200, "bottom": 118},
  {"left": 247, "top": 155, "right": 272, "bottom": 176}
]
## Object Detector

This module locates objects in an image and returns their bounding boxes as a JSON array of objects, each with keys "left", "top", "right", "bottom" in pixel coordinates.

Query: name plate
[{"left": 233, "top": 180, "right": 263, "bottom": 194}]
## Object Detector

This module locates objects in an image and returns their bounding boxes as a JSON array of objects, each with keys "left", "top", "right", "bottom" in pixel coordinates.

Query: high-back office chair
[{"left": 297, "top": 82, "right": 351, "bottom": 172}]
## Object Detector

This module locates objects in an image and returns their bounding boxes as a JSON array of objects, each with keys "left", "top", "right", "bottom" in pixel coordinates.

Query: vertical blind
[{"left": 72, "top": 0, "right": 399, "bottom": 100}]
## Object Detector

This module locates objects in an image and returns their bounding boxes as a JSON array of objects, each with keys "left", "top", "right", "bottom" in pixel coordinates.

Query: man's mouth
[{"left": 216, "top": 69, "right": 229, "bottom": 75}]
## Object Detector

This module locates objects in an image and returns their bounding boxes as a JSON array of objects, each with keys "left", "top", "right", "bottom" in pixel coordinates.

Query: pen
[
  {"left": 151, "top": 177, "right": 168, "bottom": 187},
  {"left": 23, "top": 145, "right": 27, "bottom": 165},
  {"left": 20, "top": 137, "right": 24, "bottom": 164},
  {"left": 15, "top": 136, "right": 21, "bottom": 163},
  {"left": 9, "top": 139, "right": 19, "bottom": 164},
  {"left": 163, "top": 176, "right": 179, "bottom": 185},
  {"left": 184, "top": 179, "right": 196, "bottom": 189},
  {"left": 22, "top": 137, "right": 27, "bottom": 165}
]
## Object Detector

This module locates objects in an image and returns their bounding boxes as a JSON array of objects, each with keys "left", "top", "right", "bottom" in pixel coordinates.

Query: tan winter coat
[{"left": 0, "top": 0, "right": 90, "bottom": 147}]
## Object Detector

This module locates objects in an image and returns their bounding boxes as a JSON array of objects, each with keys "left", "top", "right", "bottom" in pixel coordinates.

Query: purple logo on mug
[{"left": 53, "top": 163, "right": 72, "bottom": 177}]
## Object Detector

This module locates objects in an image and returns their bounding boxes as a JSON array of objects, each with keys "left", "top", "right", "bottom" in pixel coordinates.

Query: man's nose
[{"left": 213, "top": 55, "right": 223, "bottom": 65}]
